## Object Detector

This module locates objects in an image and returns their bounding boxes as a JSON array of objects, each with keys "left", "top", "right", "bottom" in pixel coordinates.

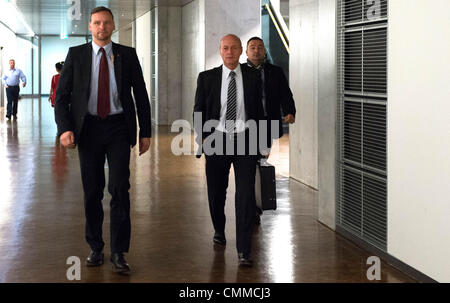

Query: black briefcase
[{"left": 255, "top": 160, "right": 277, "bottom": 211}]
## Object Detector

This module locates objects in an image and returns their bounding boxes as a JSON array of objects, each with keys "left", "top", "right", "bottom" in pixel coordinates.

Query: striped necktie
[{"left": 225, "top": 71, "right": 236, "bottom": 133}]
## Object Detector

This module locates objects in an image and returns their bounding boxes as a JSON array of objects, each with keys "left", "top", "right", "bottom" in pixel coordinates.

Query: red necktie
[{"left": 97, "top": 47, "right": 110, "bottom": 119}]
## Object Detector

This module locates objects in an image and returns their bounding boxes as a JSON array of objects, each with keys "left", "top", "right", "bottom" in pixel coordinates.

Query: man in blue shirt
[{"left": 2, "top": 59, "right": 26, "bottom": 120}]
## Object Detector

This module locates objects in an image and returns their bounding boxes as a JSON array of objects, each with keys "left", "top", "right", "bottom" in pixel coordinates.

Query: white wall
[
  {"left": 388, "top": 0, "right": 450, "bottom": 282},
  {"left": 40, "top": 36, "right": 86, "bottom": 95},
  {"left": 136, "top": 11, "right": 151, "bottom": 104},
  {"left": 289, "top": 0, "right": 319, "bottom": 189},
  {"left": 0, "top": 24, "right": 17, "bottom": 77}
]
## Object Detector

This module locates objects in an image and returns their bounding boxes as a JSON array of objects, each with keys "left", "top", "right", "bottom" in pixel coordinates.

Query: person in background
[
  {"left": 245, "top": 37, "right": 296, "bottom": 224},
  {"left": 49, "top": 61, "right": 64, "bottom": 107},
  {"left": 2, "top": 59, "right": 26, "bottom": 120}
]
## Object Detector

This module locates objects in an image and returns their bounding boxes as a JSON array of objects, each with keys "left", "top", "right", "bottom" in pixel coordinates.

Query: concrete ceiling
[{"left": 13, "top": 0, "right": 194, "bottom": 36}]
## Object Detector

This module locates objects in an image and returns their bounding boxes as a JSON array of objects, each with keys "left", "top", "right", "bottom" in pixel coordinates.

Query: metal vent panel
[
  {"left": 341, "top": 167, "right": 362, "bottom": 234},
  {"left": 362, "top": 175, "right": 387, "bottom": 250},
  {"left": 343, "top": 100, "right": 362, "bottom": 164},
  {"left": 339, "top": 166, "right": 387, "bottom": 251},
  {"left": 363, "top": 28, "right": 387, "bottom": 94},
  {"left": 337, "top": 0, "right": 388, "bottom": 252},
  {"left": 363, "top": 102, "right": 386, "bottom": 172},
  {"left": 344, "top": 31, "right": 362, "bottom": 92}
]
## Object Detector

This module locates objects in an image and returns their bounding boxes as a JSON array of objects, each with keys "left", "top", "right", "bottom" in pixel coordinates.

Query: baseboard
[{"left": 336, "top": 226, "right": 437, "bottom": 283}]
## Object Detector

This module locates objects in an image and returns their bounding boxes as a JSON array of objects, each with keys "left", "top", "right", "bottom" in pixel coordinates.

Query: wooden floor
[{"left": 0, "top": 98, "right": 415, "bottom": 283}]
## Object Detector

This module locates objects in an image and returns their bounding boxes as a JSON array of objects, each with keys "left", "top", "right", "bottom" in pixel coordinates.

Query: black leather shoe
[
  {"left": 111, "top": 253, "right": 130, "bottom": 274},
  {"left": 238, "top": 253, "right": 253, "bottom": 267},
  {"left": 13, "top": 115, "right": 17, "bottom": 120},
  {"left": 86, "top": 251, "right": 104, "bottom": 267},
  {"left": 6, "top": 115, "right": 10, "bottom": 120},
  {"left": 213, "top": 232, "right": 226, "bottom": 246}
]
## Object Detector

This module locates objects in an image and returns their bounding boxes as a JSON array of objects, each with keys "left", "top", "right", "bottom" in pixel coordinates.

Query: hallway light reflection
[
  {"left": 0, "top": 123, "right": 12, "bottom": 233},
  {"left": 267, "top": 213, "right": 294, "bottom": 282},
  {"left": 0, "top": 0, "right": 35, "bottom": 36}
]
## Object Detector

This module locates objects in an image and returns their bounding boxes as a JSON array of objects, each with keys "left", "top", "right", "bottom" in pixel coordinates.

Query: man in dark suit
[
  {"left": 246, "top": 37, "right": 296, "bottom": 145},
  {"left": 55, "top": 6, "right": 151, "bottom": 274},
  {"left": 193, "top": 34, "right": 263, "bottom": 267},
  {"left": 246, "top": 37, "right": 296, "bottom": 223}
]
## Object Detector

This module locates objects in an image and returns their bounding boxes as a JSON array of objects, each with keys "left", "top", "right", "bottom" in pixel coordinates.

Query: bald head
[
  {"left": 220, "top": 34, "right": 241, "bottom": 46},
  {"left": 220, "top": 34, "right": 243, "bottom": 70}
]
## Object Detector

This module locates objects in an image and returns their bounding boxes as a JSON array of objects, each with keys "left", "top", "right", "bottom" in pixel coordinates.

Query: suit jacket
[
  {"left": 54, "top": 42, "right": 151, "bottom": 147},
  {"left": 193, "top": 63, "right": 263, "bottom": 157},
  {"left": 262, "top": 63, "right": 296, "bottom": 138}
]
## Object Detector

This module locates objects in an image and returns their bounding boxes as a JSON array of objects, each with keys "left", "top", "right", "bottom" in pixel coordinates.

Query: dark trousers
[
  {"left": 77, "top": 114, "right": 131, "bottom": 254},
  {"left": 5, "top": 86, "right": 19, "bottom": 117},
  {"left": 205, "top": 132, "right": 257, "bottom": 257}
]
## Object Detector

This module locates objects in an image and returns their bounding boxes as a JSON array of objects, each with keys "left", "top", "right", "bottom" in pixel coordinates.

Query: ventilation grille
[
  {"left": 344, "top": 27, "right": 387, "bottom": 96},
  {"left": 343, "top": 100, "right": 386, "bottom": 173},
  {"left": 339, "top": 166, "right": 387, "bottom": 250},
  {"left": 337, "top": 0, "right": 388, "bottom": 252}
]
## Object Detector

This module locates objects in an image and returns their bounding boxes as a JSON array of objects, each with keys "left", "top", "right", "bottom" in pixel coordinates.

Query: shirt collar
[
  {"left": 92, "top": 41, "right": 113, "bottom": 56},
  {"left": 246, "top": 58, "right": 266, "bottom": 70},
  {"left": 222, "top": 63, "right": 241, "bottom": 78}
]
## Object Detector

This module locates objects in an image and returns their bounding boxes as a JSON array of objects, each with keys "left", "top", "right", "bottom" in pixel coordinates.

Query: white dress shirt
[
  {"left": 216, "top": 64, "right": 246, "bottom": 133},
  {"left": 2, "top": 68, "right": 26, "bottom": 86},
  {"left": 87, "top": 41, "right": 123, "bottom": 116}
]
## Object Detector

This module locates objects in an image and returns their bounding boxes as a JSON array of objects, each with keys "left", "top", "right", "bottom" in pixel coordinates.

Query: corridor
[{"left": 0, "top": 98, "right": 415, "bottom": 283}]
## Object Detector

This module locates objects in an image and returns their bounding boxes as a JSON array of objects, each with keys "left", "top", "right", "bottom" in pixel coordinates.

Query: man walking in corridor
[
  {"left": 194, "top": 34, "right": 264, "bottom": 267},
  {"left": 2, "top": 59, "right": 26, "bottom": 120},
  {"left": 55, "top": 6, "right": 151, "bottom": 274}
]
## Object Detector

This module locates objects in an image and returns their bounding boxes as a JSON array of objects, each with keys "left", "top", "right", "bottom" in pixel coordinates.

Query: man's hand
[
  {"left": 284, "top": 114, "right": 295, "bottom": 124},
  {"left": 22, "top": 82, "right": 26, "bottom": 88},
  {"left": 260, "top": 148, "right": 271, "bottom": 159},
  {"left": 60, "top": 131, "right": 76, "bottom": 149},
  {"left": 139, "top": 137, "right": 151, "bottom": 155},
  {"left": 5, "top": 85, "right": 8, "bottom": 88}
]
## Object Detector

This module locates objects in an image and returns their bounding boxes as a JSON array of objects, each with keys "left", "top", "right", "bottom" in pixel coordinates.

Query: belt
[
  {"left": 6, "top": 85, "right": 19, "bottom": 88},
  {"left": 85, "top": 113, "right": 125, "bottom": 122},
  {"left": 221, "top": 129, "right": 249, "bottom": 141}
]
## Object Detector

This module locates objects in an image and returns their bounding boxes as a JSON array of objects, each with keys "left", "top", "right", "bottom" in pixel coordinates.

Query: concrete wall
[
  {"left": 289, "top": 0, "right": 319, "bottom": 189},
  {"left": 204, "top": 0, "right": 261, "bottom": 70},
  {"left": 157, "top": 6, "right": 182, "bottom": 125},
  {"left": 387, "top": 0, "right": 450, "bottom": 282},
  {"left": 317, "top": 0, "right": 336, "bottom": 229},
  {"left": 118, "top": 23, "right": 134, "bottom": 47},
  {"left": 289, "top": 0, "right": 336, "bottom": 229},
  {"left": 180, "top": 0, "right": 260, "bottom": 124},
  {"left": 181, "top": 0, "right": 202, "bottom": 125}
]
